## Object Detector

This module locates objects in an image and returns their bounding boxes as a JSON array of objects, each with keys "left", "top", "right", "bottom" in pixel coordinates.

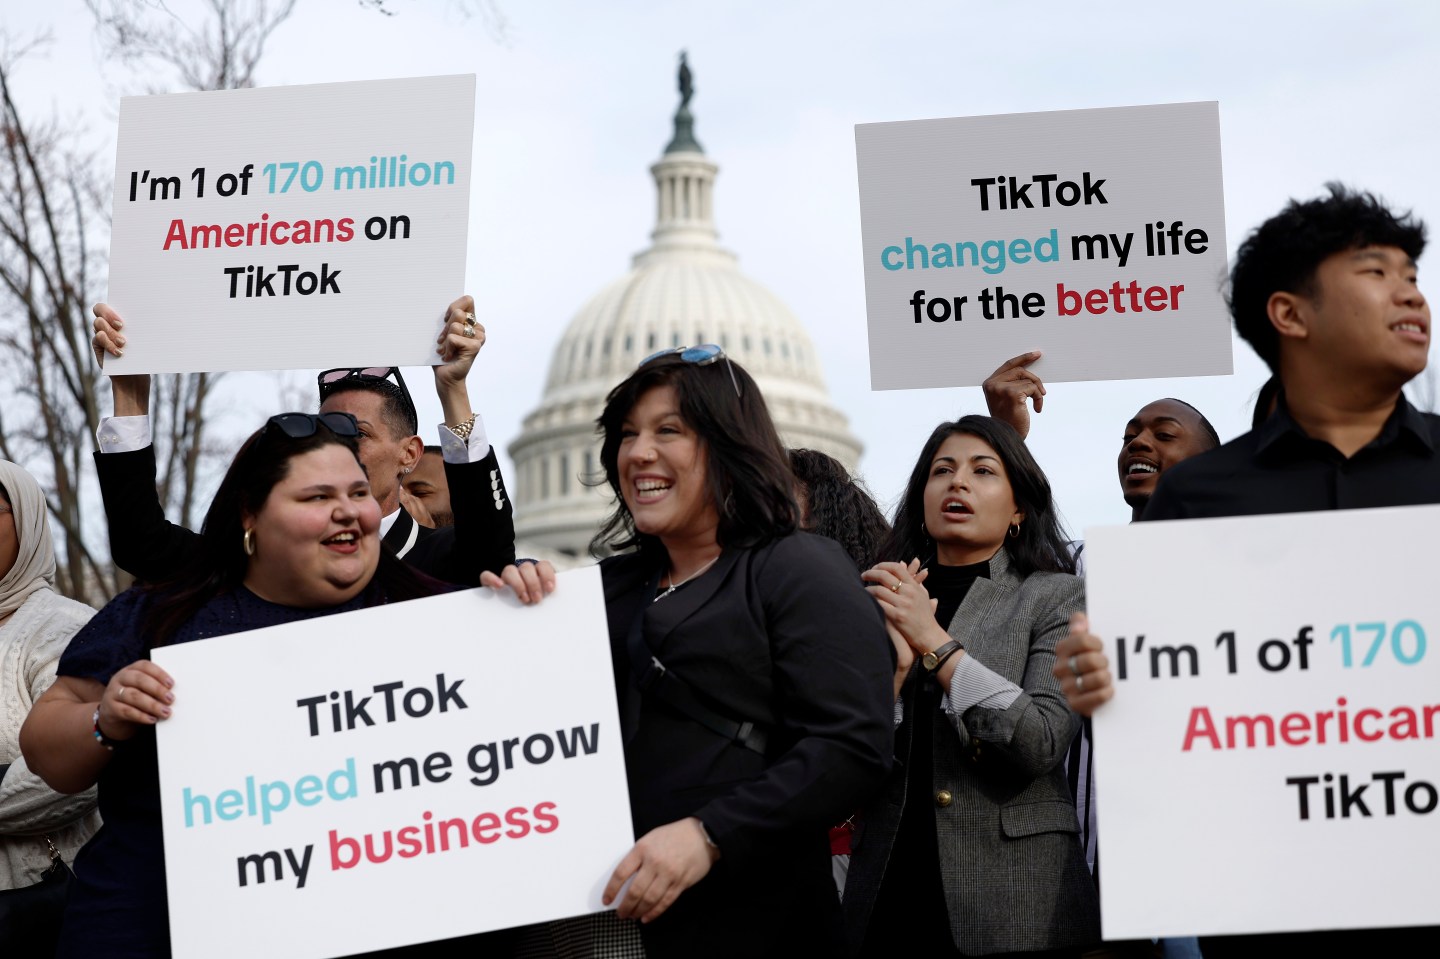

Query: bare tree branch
[
  {"left": 0, "top": 51, "right": 116, "bottom": 602},
  {"left": 0, "top": 3, "right": 299, "bottom": 602},
  {"left": 85, "top": 0, "right": 300, "bottom": 91}
]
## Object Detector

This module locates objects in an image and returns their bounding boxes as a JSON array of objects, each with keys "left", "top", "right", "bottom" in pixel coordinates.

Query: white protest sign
[
  {"left": 855, "top": 102, "right": 1230, "bottom": 390},
  {"left": 152, "top": 566, "right": 633, "bottom": 959},
  {"left": 1085, "top": 506, "right": 1440, "bottom": 939},
  {"left": 106, "top": 74, "right": 474, "bottom": 374}
]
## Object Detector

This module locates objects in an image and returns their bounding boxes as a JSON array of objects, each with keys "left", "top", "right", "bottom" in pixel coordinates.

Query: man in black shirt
[
  {"left": 1059, "top": 184, "right": 1435, "bottom": 956},
  {"left": 1144, "top": 183, "right": 1434, "bottom": 521}
]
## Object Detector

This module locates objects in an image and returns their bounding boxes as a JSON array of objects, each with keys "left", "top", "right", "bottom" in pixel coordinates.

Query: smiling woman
[
  {"left": 18, "top": 413, "right": 450, "bottom": 959},
  {"left": 579, "top": 347, "right": 894, "bottom": 957}
]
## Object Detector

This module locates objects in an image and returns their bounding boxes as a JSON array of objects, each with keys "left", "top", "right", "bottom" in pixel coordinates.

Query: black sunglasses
[
  {"left": 265, "top": 412, "right": 360, "bottom": 439},
  {"left": 639, "top": 343, "right": 741, "bottom": 397}
]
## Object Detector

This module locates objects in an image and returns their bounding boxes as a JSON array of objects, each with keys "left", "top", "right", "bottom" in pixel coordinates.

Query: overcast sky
[{"left": 8, "top": 0, "right": 1439, "bottom": 542}]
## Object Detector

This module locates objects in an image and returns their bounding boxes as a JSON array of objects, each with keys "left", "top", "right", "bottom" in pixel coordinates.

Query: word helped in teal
[{"left": 183, "top": 757, "right": 358, "bottom": 827}]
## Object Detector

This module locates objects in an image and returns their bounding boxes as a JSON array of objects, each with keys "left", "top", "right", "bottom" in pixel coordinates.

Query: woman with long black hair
[{"left": 844, "top": 414, "right": 1099, "bottom": 957}]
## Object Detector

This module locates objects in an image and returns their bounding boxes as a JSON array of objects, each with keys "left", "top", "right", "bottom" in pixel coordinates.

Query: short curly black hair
[
  {"left": 789, "top": 449, "right": 891, "bottom": 572},
  {"left": 1229, "top": 183, "right": 1427, "bottom": 372}
]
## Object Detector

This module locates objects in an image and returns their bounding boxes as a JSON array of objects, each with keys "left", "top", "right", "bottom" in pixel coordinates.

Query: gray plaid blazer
[{"left": 843, "top": 548, "right": 1101, "bottom": 955}]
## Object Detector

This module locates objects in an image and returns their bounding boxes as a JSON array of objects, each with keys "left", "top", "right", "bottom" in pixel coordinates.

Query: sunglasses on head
[
  {"left": 265, "top": 412, "right": 360, "bottom": 439},
  {"left": 639, "top": 343, "right": 741, "bottom": 397},
  {"left": 317, "top": 365, "right": 416, "bottom": 411}
]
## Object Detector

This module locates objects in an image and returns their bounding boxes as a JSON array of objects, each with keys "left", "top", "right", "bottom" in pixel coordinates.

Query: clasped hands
[{"left": 863, "top": 560, "right": 955, "bottom": 695}]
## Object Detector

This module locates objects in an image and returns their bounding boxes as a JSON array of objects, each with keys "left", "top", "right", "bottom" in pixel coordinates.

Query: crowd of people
[{"left": 0, "top": 181, "right": 1432, "bottom": 959}]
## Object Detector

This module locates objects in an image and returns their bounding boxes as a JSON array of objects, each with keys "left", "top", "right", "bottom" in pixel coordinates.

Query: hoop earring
[
  {"left": 1007, "top": 523, "right": 1021, "bottom": 539},
  {"left": 243, "top": 528, "right": 256, "bottom": 556}
]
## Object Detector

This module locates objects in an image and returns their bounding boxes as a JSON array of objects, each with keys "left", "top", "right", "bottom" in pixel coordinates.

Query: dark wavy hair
[
  {"left": 592, "top": 352, "right": 798, "bottom": 557},
  {"left": 143, "top": 416, "right": 439, "bottom": 647},
  {"left": 1230, "top": 183, "right": 1427, "bottom": 372},
  {"left": 879, "top": 415, "right": 1074, "bottom": 576},
  {"left": 790, "top": 448, "right": 890, "bottom": 571}
]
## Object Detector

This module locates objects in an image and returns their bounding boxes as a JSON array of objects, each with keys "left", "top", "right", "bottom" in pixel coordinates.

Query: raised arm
[
  {"left": 982, "top": 351, "right": 1046, "bottom": 439},
  {"left": 91, "top": 303, "right": 202, "bottom": 581},
  {"left": 412, "top": 296, "right": 517, "bottom": 579}
]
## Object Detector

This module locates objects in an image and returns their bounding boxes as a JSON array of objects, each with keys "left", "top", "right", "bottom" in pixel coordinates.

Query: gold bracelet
[{"left": 448, "top": 413, "right": 477, "bottom": 441}]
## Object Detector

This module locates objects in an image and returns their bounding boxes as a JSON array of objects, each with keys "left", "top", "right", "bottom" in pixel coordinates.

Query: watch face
[{"left": 922, "top": 652, "right": 939, "bottom": 670}]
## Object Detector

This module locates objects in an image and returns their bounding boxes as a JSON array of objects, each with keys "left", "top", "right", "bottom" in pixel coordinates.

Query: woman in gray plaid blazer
[{"left": 846, "top": 416, "right": 1100, "bottom": 956}]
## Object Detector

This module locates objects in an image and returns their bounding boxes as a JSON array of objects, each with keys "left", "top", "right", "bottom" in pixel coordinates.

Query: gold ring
[
  {"left": 463, "top": 325, "right": 476, "bottom": 338},
  {"left": 890, "top": 582, "right": 902, "bottom": 593}
]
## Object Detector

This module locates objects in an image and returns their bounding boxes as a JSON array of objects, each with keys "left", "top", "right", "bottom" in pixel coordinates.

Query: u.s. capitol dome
[{"left": 509, "top": 64, "right": 862, "bottom": 559}]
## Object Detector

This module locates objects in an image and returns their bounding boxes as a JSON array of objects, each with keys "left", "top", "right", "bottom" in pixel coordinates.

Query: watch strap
[{"left": 922, "top": 639, "right": 964, "bottom": 672}]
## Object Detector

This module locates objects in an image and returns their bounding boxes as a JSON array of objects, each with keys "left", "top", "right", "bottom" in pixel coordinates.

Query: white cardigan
[{"left": 0, "top": 588, "right": 101, "bottom": 888}]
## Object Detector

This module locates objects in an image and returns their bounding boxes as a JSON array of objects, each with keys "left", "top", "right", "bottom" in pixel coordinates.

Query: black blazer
[
  {"left": 601, "top": 532, "right": 894, "bottom": 958},
  {"left": 94, "top": 445, "right": 515, "bottom": 586}
]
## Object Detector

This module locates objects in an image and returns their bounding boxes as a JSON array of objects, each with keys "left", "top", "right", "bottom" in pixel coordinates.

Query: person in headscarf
[{"left": 0, "top": 461, "right": 100, "bottom": 953}]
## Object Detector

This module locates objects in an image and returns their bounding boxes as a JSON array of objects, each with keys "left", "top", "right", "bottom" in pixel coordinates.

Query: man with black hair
[
  {"left": 982, "top": 355, "right": 1221, "bottom": 521},
  {"left": 1116, "top": 398, "right": 1219, "bottom": 522},
  {"left": 1140, "top": 183, "right": 1433, "bottom": 520},
  {"left": 1059, "top": 184, "right": 1436, "bottom": 956},
  {"left": 402, "top": 445, "right": 454, "bottom": 529},
  {"left": 89, "top": 295, "right": 515, "bottom": 586}
]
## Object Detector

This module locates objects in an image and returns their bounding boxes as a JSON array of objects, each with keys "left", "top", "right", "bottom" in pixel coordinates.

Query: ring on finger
[
  {"left": 1075, "top": 674, "right": 1085, "bottom": 692},
  {"left": 890, "top": 581, "right": 902, "bottom": 593},
  {"left": 118, "top": 685, "right": 127, "bottom": 701},
  {"left": 462, "top": 325, "right": 476, "bottom": 338},
  {"left": 1068, "top": 655, "right": 1081, "bottom": 677}
]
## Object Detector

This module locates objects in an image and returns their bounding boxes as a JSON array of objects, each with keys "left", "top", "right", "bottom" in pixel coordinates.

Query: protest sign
[
  {"left": 1085, "top": 506, "right": 1440, "bottom": 939},
  {"left": 855, "top": 102, "right": 1230, "bottom": 390},
  {"left": 106, "top": 74, "right": 474, "bottom": 374},
  {"left": 152, "top": 566, "right": 632, "bottom": 959}
]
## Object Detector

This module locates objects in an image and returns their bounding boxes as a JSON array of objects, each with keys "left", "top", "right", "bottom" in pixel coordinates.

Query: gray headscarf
[{"left": 0, "top": 460, "right": 57, "bottom": 619}]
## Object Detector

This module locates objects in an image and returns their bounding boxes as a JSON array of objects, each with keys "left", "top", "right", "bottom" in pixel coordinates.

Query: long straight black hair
[
  {"left": 142, "top": 417, "right": 440, "bottom": 646},
  {"left": 880, "top": 415, "right": 1075, "bottom": 576},
  {"left": 592, "top": 352, "right": 798, "bottom": 557}
]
